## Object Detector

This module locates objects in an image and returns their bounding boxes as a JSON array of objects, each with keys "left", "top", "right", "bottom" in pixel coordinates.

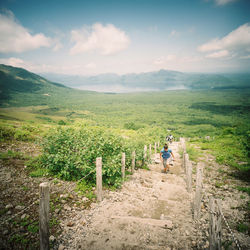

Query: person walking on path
[{"left": 160, "top": 144, "right": 175, "bottom": 173}]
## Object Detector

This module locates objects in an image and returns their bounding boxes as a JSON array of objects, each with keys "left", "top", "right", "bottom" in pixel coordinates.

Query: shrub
[{"left": 40, "top": 126, "right": 147, "bottom": 185}]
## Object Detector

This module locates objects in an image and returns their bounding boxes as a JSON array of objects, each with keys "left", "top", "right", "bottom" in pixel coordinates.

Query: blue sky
[{"left": 0, "top": 0, "right": 250, "bottom": 75}]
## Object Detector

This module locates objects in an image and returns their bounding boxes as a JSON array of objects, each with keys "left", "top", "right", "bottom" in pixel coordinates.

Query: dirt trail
[{"left": 73, "top": 142, "right": 197, "bottom": 250}]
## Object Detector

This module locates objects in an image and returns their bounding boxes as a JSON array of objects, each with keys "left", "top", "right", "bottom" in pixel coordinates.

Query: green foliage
[
  {"left": 76, "top": 180, "right": 96, "bottom": 199},
  {"left": 236, "top": 186, "right": 250, "bottom": 195},
  {"left": 25, "top": 156, "right": 50, "bottom": 177},
  {"left": 124, "top": 122, "right": 144, "bottom": 130},
  {"left": 186, "top": 144, "right": 201, "bottom": 162},
  {"left": 29, "top": 168, "right": 49, "bottom": 177},
  {"left": 0, "top": 124, "right": 15, "bottom": 141},
  {"left": 237, "top": 223, "right": 249, "bottom": 233},
  {"left": 27, "top": 222, "right": 39, "bottom": 233},
  {"left": 40, "top": 125, "right": 152, "bottom": 186},
  {"left": 0, "top": 150, "right": 26, "bottom": 160},
  {"left": 58, "top": 120, "right": 66, "bottom": 125},
  {"left": 9, "top": 234, "right": 29, "bottom": 245},
  {"left": 0, "top": 123, "right": 35, "bottom": 141}
]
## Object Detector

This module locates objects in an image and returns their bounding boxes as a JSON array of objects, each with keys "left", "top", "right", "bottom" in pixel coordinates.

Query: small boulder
[
  {"left": 15, "top": 205, "right": 25, "bottom": 210},
  {"left": 67, "top": 221, "right": 75, "bottom": 227},
  {"left": 63, "top": 205, "right": 71, "bottom": 211},
  {"left": 58, "top": 245, "right": 65, "bottom": 250},
  {"left": 5, "top": 204, "right": 13, "bottom": 209},
  {"left": 49, "top": 235, "right": 55, "bottom": 242}
]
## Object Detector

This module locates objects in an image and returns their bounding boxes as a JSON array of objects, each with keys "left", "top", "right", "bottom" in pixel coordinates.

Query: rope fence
[
  {"left": 181, "top": 137, "right": 242, "bottom": 250},
  {"left": 0, "top": 141, "right": 158, "bottom": 250}
]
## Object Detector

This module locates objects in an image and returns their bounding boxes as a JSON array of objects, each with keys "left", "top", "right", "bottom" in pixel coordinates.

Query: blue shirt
[{"left": 160, "top": 148, "right": 172, "bottom": 159}]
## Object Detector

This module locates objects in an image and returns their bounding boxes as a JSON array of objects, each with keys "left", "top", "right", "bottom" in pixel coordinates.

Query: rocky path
[{"left": 61, "top": 142, "right": 198, "bottom": 250}]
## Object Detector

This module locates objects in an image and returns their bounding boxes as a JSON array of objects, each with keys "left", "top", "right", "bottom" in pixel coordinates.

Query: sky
[{"left": 0, "top": 0, "right": 250, "bottom": 76}]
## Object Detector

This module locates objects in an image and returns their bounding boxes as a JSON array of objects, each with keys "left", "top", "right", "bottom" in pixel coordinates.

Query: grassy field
[{"left": 0, "top": 88, "right": 249, "bottom": 180}]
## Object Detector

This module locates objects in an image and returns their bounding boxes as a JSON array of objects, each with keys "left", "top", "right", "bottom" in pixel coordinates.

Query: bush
[
  {"left": 40, "top": 126, "right": 148, "bottom": 186},
  {"left": 0, "top": 125, "right": 15, "bottom": 141}
]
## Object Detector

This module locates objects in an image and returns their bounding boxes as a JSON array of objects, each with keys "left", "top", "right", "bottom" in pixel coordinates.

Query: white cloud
[
  {"left": 0, "top": 57, "right": 25, "bottom": 67},
  {"left": 85, "top": 62, "right": 96, "bottom": 69},
  {"left": 206, "top": 50, "right": 229, "bottom": 58},
  {"left": 0, "top": 10, "right": 53, "bottom": 53},
  {"left": 198, "top": 23, "right": 250, "bottom": 59},
  {"left": 70, "top": 23, "right": 130, "bottom": 55},
  {"left": 215, "top": 0, "right": 239, "bottom": 6}
]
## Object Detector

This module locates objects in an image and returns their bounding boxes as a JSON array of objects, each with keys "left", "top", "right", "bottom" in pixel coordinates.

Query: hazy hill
[
  {"left": 0, "top": 64, "right": 95, "bottom": 107},
  {"left": 42, "top": 69, "right": 250, "bottom": 92}
]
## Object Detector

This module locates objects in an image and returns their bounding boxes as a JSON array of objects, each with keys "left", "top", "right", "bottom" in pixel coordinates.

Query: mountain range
[
  {"left": 42, "top": 70, "right": 250, "bottom": 92},
  {"left": 0, "top": 64, "right": 250, "bottom": 107}
]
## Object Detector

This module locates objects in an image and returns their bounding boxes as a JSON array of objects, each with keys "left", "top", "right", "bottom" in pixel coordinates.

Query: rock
[
  {"left": 5, "top": 204, "right": 13, "bottom": 209},
  {"left": 205, "top": 241, "right": 209, "bottom": 248},
  {"left": 21, "top": 214, "right": 29, "bottom": 220},
  {"left": 81, "top": 220, "right": 86, "bottom": 226},
  {"left": 64, "top": 205, "right": 71, "bottom": 211},
  {"left": 82, "top": 197, "right": 89, "bottom": 202},
  {"left": 61, "top": 200, "right": 67, "bottom": 204},
  {"left": 58, "top": 245, "right": 65, "bottom": 250},
  {"left": 160, "top": 214, "right": 165, "bottom": 220},
  {"left": 49, "top": 235, "right": 55, "bottom": 242},
  {"left": 15, "top": 205, "right": 25, "bottom": 210},
  {"left": 3, "top": 230, "right": 8, "bottom": 235},
  {"left": 67, "top": 221, "right": 74, "bottom": 227},
  {"left": 192, "top": 241, "right": 196, "bottom": 246},
  {"left": 164, "top": 220, "right": 173, "bottom": 229},
  {"left": 185, "top": 230, "right": 189, "bottom": 236},
  {"left": 55, "top": 208, "right": 60, "bottom": 214},
  {"left": 7, "top": 211, "right": 12, "bottom": 215}
]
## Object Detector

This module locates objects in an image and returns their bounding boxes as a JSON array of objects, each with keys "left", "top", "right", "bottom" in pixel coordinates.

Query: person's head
[{"left": 164, "top": 144, "right": 168, "bottom": 151}]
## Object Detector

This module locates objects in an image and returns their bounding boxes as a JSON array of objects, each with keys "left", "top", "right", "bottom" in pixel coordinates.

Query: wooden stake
[
  {"left": 183, "top": 153, "right": 189, "bottom": 173},
  {"left": 209, "top": 197, "right": 222, "bottom": 250},
  {"left": 143, "top": 145, "right": 147, "bottom": 165},
  {"left": 39, "top": 182, "right": 50, "bottom": 250},
  {"left": 186, "top": 160, "right": 192, "bottom": 192},
  {"left": 194, "top": 163, "right": 203, "bottom": 219},
  {"left": 122, "top": 152, "right": 125, "bottom": 181},
  {"left": 96, "top": 157, "right": 102, "bottom": 202},
  {"left": 131, "top": 151, "right": 135, "bottom": 173}
]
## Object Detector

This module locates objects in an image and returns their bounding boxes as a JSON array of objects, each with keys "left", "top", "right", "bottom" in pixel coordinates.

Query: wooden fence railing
[
  {"left": 1, "top": 141, "right": 160, "bottom": 250},
  {"left": 180, "top": 137, "right": 241, "bottom": 250}
]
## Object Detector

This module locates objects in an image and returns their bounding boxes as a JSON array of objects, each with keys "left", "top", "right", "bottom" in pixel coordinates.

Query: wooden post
[
  {"left": 143, "top": 145, "right": 147, "bottom": 164},
  {"left": 122, "top": 152, "right": 125, "bottom": 181},
  {"left": 131, "top": 151, "right": 135, "bottom": 173},
  {"left": 96, "top": 157, "right": 102, "bottom": 202},
  {"left": 180, "top": 137, "right": 186, "bottom": 153},
  {"left": 183, "top": 153, "right": 189, "bottom": 173},
  {"left": 209, "top": 197, "right": 222, "bottom": 250},
  {"left": 154, "top": 142, "right": 156, "bottom": 155},
  {"left": 39, "top": 182, "right": 50, "bottom": 250},
  {"left": 149, "top": 144, "right": 151, "bottom": 158},
  {"left": 194, "top": 163, "right": 203, "bottom": 219},
  {"left": 186, "top": 160, "right": 192, "bottom": 192}
]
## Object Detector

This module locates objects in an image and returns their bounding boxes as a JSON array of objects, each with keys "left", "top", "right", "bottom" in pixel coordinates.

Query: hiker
[
  {"left": 160, "top": 144, "right": 175, "bottom": 173},
  {"left": 166, "top": 134, "right": 174, "bottom": 143}
]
